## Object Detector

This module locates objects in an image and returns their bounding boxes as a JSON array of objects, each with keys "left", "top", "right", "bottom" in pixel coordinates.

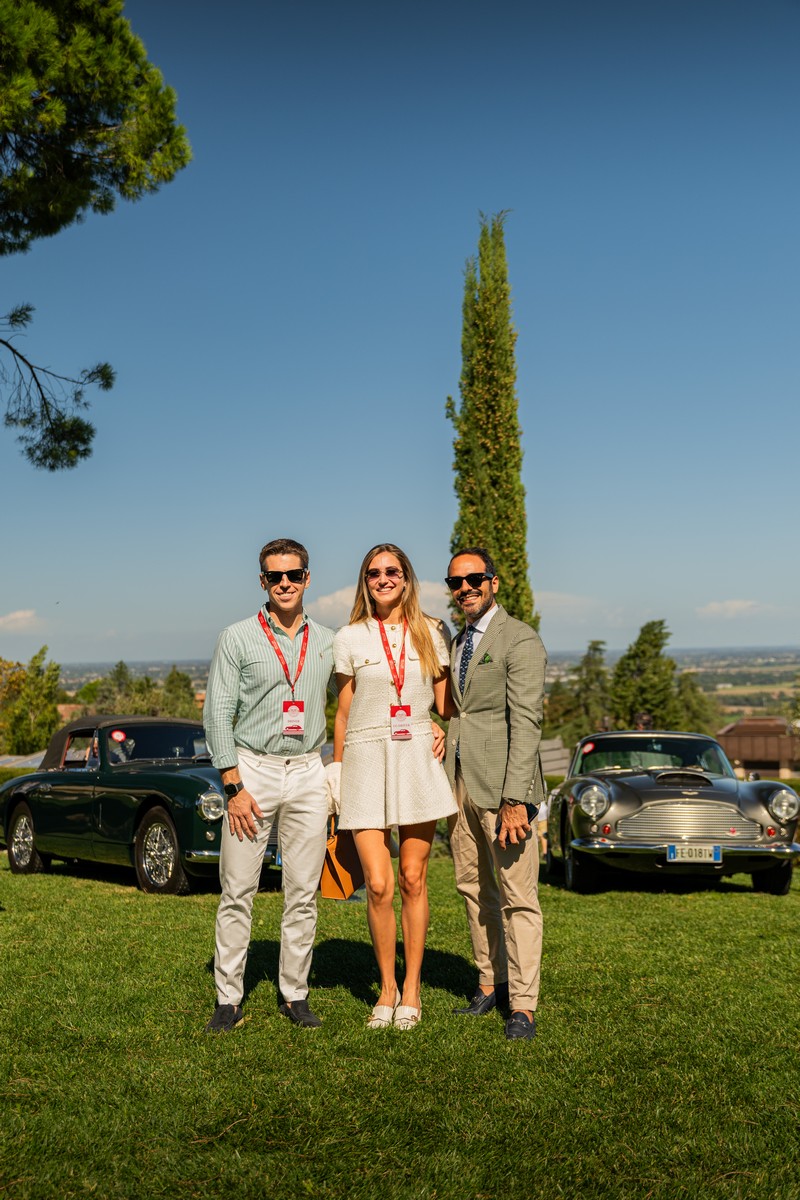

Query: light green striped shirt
[{"left": 204, "top": 605, "right": 335, "bottom": 770}]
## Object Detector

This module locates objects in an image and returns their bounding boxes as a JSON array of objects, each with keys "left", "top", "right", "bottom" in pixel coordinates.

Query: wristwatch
[
  {"left": 223, "top": 781, "right": 244, "bottom": 798},
  {"left": 502, "top": 798, "right": 523, "bottom": 807}
]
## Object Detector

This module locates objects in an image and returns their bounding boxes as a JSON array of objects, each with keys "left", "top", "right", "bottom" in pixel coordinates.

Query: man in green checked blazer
[{"left": 443, "top": 547, "right": 547, "bottom": 1041}]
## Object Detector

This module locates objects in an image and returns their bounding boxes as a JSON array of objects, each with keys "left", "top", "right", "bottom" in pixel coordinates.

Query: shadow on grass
[
  {"left": 542, "top": 861, "right": 754, "bottom": 895},
  {"left": 209, "top": 936, "right": 475, "bottom": 1007},
  {"left": 35, "top": 857, "right": 281, "bottom": 895},
  {"left": 313, "top": 938, "right": 476, "bottom": 1003}
]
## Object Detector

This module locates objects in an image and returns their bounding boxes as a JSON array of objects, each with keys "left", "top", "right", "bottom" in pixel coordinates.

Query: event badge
[
  {"left": 390, "top": 704, "right": 412, "bottom": 740},
  {"left": 282, "top": 700, "right": 305, "bottom": 736}
]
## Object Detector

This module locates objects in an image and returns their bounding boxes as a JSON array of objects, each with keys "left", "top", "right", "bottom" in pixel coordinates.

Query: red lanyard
[
  {"left": 258, "top": 610, "right": 309, "bottom": 697},
  {"left": 376, "top": 618, "right": 407, "bottom": 700}
]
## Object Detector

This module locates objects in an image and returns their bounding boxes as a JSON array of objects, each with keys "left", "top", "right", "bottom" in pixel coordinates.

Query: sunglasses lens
[
  {"left": 446, "top": 573, "right": 488, "bottom": 590},
  {"left": 264, "top": 569, "right": 305, "bottom": 584},
  {"left": 366, "top": 568, "right": 402, "bottom": 580}
]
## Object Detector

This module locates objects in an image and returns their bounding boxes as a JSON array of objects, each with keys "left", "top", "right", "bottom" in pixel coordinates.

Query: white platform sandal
[
  {"left": 393, "top": 1004, "right": 421, "bottom": 1030},
  {"left": 367, "top": 988, "right": 401, "bottom": 1030}
]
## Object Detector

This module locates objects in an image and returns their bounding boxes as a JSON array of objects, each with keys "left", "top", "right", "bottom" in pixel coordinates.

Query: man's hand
[
  {"left": 497, "top": 802, "right": 531, "bottom": 850},
  {"left": 431, "top": 721, "right": 445, "bottom": 762},
  {"left": 227, "top": 789, "right": 264, "bottom": 841}
]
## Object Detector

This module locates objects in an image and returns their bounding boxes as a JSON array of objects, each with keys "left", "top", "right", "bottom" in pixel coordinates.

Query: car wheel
[
  {"left": 564, "top": 837, "right": 598, "bottom": 894},
  {"left": 751, "top": 861, "right": 793, "bottom": 896},
  {"left": 7, "top": 802, "right": 48, "bottom": 875},
  {"left": 134, "top": 806, "right": 189, "bottom": 895}
]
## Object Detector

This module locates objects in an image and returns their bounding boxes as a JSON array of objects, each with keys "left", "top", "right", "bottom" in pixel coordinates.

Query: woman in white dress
[{"left": 332, "top": 543, "right": 456, "bottom": 1030}]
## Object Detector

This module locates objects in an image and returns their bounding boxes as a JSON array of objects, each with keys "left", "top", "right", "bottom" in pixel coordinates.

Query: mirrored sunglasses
[{"left": 365, "top": 567, "right": 404, "bottom": 581}]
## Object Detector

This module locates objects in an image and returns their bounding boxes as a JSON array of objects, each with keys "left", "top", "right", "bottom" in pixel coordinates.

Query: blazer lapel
[{"left": 450, "top": 634, "right": 463, "bottom": 712}]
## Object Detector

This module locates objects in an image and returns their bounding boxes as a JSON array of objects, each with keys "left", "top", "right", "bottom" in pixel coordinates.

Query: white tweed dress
[{"left": 334, "top": 618, "right": 458, "bottom": 829}]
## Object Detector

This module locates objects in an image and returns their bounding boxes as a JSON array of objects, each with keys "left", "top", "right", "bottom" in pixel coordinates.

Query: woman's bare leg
[
  {"left": 397, "top": 820, "right": 437, "bottom": 1010},
  {"left": 353, "top": 828, "right": 397, "bottom": 1006}
]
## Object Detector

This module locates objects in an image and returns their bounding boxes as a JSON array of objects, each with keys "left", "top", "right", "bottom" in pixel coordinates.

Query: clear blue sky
[{"left": 2, "top": 0, "right": 798, "bottom": 665}]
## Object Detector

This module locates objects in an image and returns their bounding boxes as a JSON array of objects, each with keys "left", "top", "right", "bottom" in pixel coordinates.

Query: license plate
[{"left": 667, "top": 844, "right": 721, "bottom": 863}]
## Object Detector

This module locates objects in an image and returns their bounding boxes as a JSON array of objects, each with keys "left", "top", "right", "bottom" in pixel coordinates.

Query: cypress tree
[
  {"left": 445, "top": 212, "right": 537, "bottom": 627},
  {"left": 610, "top": 620, "right": 681, "bottom": 730}
]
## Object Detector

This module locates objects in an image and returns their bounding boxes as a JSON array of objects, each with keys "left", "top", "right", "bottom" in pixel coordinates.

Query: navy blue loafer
[{"left": 505, "top": 1011, "right": 536, "bottom": 1040}]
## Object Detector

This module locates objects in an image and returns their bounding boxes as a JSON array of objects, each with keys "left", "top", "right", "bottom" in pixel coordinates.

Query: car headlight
[
  {"left": 197, "top": 790, "right": 225, "bottom": 822},
  {"left": 768, "top": 788, "right": 800, "bottom": 822},
  {"left": 577, "top": 784, "right": 609, "bottom": 819}
]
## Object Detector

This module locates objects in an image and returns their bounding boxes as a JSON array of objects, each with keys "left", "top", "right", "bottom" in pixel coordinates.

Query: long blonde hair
[{"left": 349, "top": 543, "right": 444, "bottom": 681}]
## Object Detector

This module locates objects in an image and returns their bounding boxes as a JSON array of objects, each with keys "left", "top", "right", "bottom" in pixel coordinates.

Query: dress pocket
[{"left": 353, "top": 653, "right": 384, "bottom": 673}]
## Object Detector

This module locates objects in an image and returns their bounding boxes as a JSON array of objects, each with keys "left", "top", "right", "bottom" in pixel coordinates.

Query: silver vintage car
[{"left": 547, "top": 731, "right": 799, "bottom": 894}]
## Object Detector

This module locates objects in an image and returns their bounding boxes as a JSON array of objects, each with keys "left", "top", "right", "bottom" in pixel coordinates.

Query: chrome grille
[{"left": 616, "top": 802, "right": 760, "bottom": 841}]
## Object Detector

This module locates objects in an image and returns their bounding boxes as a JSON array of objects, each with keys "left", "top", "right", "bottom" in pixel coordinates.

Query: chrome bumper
[
  {"left": 184, "top": 847, "right": 281, "bottom": 866},
  {"left": 573, "top": 839, "right": 800, "bottom": 861}
]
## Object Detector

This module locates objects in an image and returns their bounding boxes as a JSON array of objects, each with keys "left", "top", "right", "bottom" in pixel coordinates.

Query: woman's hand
[
  {"left": 431, "top": 721, "right": 446, "bottom": 762},
  {"left": 324, "top": 761, "right": 342, "bottom": 815}
]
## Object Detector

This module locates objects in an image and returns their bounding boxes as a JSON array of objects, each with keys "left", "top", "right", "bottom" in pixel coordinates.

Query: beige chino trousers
[
  {"left": 214, "top": 748, "right": 328, "bottom": 1007},
  {"left": 448, "top": 767, "right": 543, "bottom": 1012}
]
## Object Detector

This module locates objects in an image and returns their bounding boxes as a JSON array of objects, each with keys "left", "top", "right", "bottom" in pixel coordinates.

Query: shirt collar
[
  {"left": 464, "top": 603, "right": 498, "bottom": 637},
  {"left": 262, "top": 603, "right": 309, "bottom": 634}
]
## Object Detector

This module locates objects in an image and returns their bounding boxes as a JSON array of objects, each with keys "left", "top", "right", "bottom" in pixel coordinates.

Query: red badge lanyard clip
[
  {"left": 258, "top": 610, "right": 309, "bottom": 696},
  {"left": 377, "top": 618, "right": 407, "bottom": 701}
]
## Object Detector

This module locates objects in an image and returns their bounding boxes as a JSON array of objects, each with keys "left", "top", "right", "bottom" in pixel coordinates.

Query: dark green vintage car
[{"left": 0, "top": 716, "right": 277, "bottom": 894}]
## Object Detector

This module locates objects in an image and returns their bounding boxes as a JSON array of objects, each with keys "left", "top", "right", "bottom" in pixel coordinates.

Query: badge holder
[{"left": 283, "top": 699, "right": 305, "bottom": 736}]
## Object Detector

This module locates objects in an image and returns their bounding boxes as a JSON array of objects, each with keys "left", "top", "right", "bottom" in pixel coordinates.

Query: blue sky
[{"left": 1, "top": 0, "right": 798, "bottom": 665}]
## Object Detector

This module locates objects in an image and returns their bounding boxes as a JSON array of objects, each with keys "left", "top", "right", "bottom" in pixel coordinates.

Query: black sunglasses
[
  {"left": 262, "top": 569, "right": 307, "bottom": 584},
  {"left": 445, "top": 572, "right": 493, "bottom": 591}
]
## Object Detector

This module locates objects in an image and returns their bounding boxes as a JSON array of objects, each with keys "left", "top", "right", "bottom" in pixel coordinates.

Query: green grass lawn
[{"left": 1, "top": 852, "right": 799, "bottom": 1200}]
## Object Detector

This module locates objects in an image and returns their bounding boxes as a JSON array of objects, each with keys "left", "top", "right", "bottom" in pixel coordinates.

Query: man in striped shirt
[{"left": 203, "top": 537, "right": 335, "bottom": 1033}]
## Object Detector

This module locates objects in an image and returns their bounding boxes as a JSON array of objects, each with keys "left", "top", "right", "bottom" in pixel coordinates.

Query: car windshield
[
  {"left": 104, "top": 724, "right": 208, "bottom": 764},
  {"left": 575, "top": 736, "right": 735, "bottom": 778}
]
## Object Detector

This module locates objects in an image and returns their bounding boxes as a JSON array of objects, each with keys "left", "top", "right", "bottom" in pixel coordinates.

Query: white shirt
[{"left": 454, "top": 604, "right": 498, "bottom": 680}]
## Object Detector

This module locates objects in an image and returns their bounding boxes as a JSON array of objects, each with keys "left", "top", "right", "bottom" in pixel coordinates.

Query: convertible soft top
[{"left": 41, "top": 715, "right": 204, "bottom": 770}]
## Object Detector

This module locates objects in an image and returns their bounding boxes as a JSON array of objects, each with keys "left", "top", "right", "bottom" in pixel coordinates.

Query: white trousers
[{"left": 213, "top": 748, "right": 328, "bottom": 1006}]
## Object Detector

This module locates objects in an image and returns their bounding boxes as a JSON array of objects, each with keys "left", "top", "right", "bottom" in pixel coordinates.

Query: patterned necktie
[{"left": 459, "top": 624, "right": 475, "bottom": 694}]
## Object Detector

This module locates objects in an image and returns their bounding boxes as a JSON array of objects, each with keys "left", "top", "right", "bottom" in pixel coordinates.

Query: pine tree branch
[{"left": 1, "top": 306, "right": 114, "bottom": 470}]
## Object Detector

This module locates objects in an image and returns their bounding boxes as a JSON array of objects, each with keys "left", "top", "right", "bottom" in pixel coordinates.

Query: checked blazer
[{"left": 444, "top": 604, "right": 547, "bottom": 810}]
